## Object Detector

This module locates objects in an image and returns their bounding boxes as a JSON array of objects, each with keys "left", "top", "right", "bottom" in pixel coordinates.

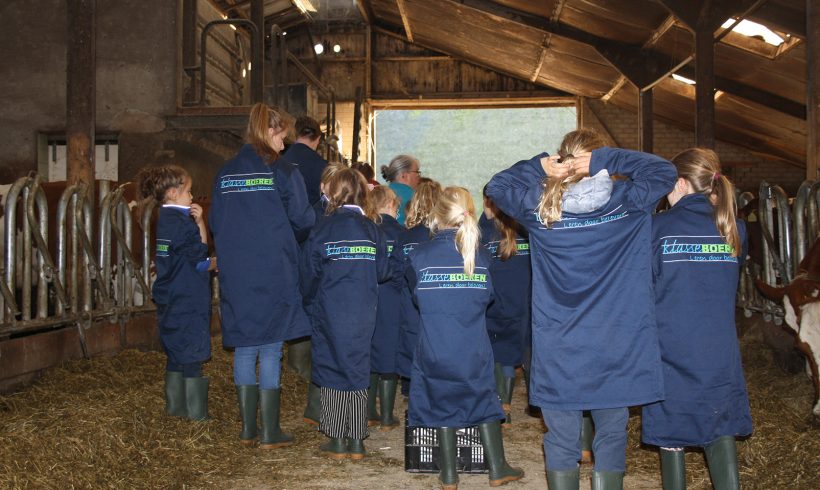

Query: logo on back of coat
[
  {"left": 325, "top": 240, "right": 377, "bottom": 261},
  {"left": 660, "top": 236, "right": 737, "bottom": 263},
  {"left": 219, "top": 172, "right": 275, "bottom": 193},
  {"left": 156, "top": 239, "right": 170, "bottom": 258},
  {"left": 533, "top": 206, "right": 628, "bottom": 230},
  {"left": 417, "top": 266, "right": 488, "bottom": 290}
]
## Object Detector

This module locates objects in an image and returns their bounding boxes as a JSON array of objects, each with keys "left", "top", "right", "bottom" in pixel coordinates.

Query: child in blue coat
[
  {"left": 392, "top": 181, "right": 442, "bottom": 397},
  {"left": 479, "top": 189, "right": 531, "bottom": 428},
  {"left": 210, "top": 103, "right": 314, "bottom": 449},
  {"left": 300, "top": 168, "right": 390, "bottom": 460},
  {"left": 642, "top": 148, "right": 752, "bottom": 490},
  {"left": 139, "top": 165, "right": 215, "bottom": 421},
  {"left": 408, "top": 186, "right": 524, "bottom": 489},
  {"left": 487, "top": 129, "right": 676, "bottom": 489},
  {"left": 368, "top": 185, "right": 404, "bottom": 430}
]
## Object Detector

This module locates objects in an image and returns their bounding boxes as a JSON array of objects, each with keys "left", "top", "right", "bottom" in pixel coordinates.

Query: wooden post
[
  {"left": 182, "top": 0, "right": 197, "bottom": 105},
  {"left": 809, "top": 0, "right": 820, "bottom": 180},
  {"left": 66, "top": 0, "right": 95, "bottom": 198},
  {"left": 694, "top": 21, "right": 715, "bottom": 149},
  {"left": 639, "top": 89, "right": 654, "bottom": 153},
  {"left": 365, "top": 26, "right": 373, "bottom": 100},
  {"left": 250, "top": 0, "right": 264, "bottom": 103}
]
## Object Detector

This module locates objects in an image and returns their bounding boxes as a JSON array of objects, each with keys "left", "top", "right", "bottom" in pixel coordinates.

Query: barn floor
[{"left": 1, "top": 313, "right": 818, "bottom": 489}]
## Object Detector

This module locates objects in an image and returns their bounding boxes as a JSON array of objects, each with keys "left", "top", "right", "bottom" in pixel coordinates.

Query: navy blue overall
[
  {"left": 642, "top": 193, "right": 753, "bottom": 447},
  {"left": 371, "top": 214, "right": 405, "bottom": 374},
  {"left": 406, "top": 229, "right": 504, "bottom": 428},
  {"left": 279, "top": 142, "right": 328, "bottom": 206}
]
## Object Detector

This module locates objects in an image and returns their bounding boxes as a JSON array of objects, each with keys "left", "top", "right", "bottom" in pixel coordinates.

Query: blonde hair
[
  {"left": 370, "top": 186, "right": 400, "bottom": 224},
  {"left": 246, "top": 103, "right": 288, "bottom": 163},
  {"left": 671, "top": 148, "right": 740, "bottom": 257},
  {"left": 324, "top": 167, "right": 376, "bottom": 220},
  {"left": 537, "top": 129, "right": 607, "bottom": 227},
  {"left": 430, "top": 187, "right": 480, "bottom": 275},
  {"left": 405, "top": 180, "right": 442, "bottom": 228},
  {"left": 320, "top": 163, "right": 347, "bottom": 185}
]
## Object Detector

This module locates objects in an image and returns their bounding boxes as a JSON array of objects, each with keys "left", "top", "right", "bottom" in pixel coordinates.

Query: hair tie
[
  {"left": 462, "top": 211, "right": 470, "bottom": 217},
  {"left": 712, "top": 172, "right": 721, "bottom": 181}
]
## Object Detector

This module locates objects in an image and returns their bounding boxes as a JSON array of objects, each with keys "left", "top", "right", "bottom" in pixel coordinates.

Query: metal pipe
[
  {"left": 75, "top": 190, "right": 109, "bottom": 309},
  {"left": 759, "top": 182, "right": 776, "bottom": 286},
  {"left": 4, "top": 177, "right": 29, "bottom": 322},
  {"left": 141, "top": 199, "right": 156, "bottom": 293},
  {"left": 26, "top": 176, "right": 69, "bottom": 316},
  {"left": 200, "top": 19, "right": 260, "bottom": 105},
  {"left": 22, "top": 185, "right": 32, "bottom": 321},
  {"left": 793, "top": 180, "right": 814, "bottom": 270},
  {"left": 56, "top": 184, "right": 82, "bottom": 316},
  {"left": 108, "top": 186, "right": 150, "bottom": 301},
  {"left": 809, "top": 182, "right": 820, "bottom": 244},
  {"left": 98, "top": 190, "right": 114, "bottom": 302},
  {"left": 771, "top": 185, "right": 792, "bottom": 283}
]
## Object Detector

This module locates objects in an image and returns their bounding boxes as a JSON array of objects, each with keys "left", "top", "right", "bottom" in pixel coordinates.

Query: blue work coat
[
  {"left": 279, "top": 142, "right": 328, "bottom": 206},
  {"left": 371, "top": 214, "right": 405, "bottom": 373},
  {"left": 301, "top": 206, "right": 390, "bottom": 390},
  {"left": 209, "top": 144, "right": 315, "bottom": 348},
  {"left": 487, "top": 147, "right": 676, "bottom": 410},
  {"left": 642, "top": 193, "right": 753, "bottom": 447},
  {"left": 407, "top": 229, "right": 504, "bottom": 428},
  {"left": 479, "top": 214, "right": 532, "bottom": 366},
  {"left": 152, "top": 206, "right": 211, "bottom": 365},
  {"left": 392, "top": 224, "right": 432, "bottom": 378}
]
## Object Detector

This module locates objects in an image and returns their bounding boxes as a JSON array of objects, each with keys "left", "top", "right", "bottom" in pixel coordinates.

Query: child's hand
[
  {"left": 190, "top": 203, "right": 204, "bottom": 224},
  {"left": 209, "top": 256, "right": 218, "bottom": 272},
  {"left": 569, "top": 151, "right": 592, "bottom": 177},
  {"left": 541, "top": 155, "right": 571, "bottom": 180}
]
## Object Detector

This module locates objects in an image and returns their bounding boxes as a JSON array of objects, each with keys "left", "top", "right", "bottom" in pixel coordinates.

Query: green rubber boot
[
  {"left": 378, "top": 377, "right": 399, "bottom": 430},
  {"left": 259, "top": 388, "right": 294, "bottom": 449},
  {"left": 285, "top": 337, "right": 312, "bottom": 383},
  {"left": 547, "top": 469, "right": 580, "bottom": 490},
  {"left": 590, "top": 471, "right": 624, "bottom": 490},
  {"left": 437, "top": 427, "right": 459, "bottom": 489},
  {"left": 580, "top": 413, "right": 594, "bottom": 464},
  {"left": 503, "top": 375, "right": 515, "bottom": 425},
  {"left": 493, "top": 363, "right": 511, "bottom": 426},
  {"left": 661, "top": 449, "right": 686, "bottom": 490},
  {"left": 164, "top": 371, "right": 187, "bottom": 417},
  {"left": 184, "top": 376, "right": 209, "bottom": 421},
  {"left": 704, "top": 436, "right": 740, "bottom": 490},
  {"left": 348, "top": 438, "right": 366, "bottom": 460},
  {"left": 236, "top": 385, "right": 259, "bottom": 446},
  {"left": 367, "top": 373, "right": 380, "bottom": 426},
  {"left": 320, "top": 436, "right": 349, "bottom": 460},
  {"left": 478, "top": 421, "right": 524, "bottom": 486},
  {"left": 303, "top": 382, "right": 321, "bottom": 426}
]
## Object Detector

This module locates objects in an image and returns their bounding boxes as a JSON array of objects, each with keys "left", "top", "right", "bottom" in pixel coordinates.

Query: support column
[
  {"left": 250, "top": 0, "right": 264, "bottom": 103},
  {"left": 694, "top": 21, "right": 715, "bottom": 149},
  {"left": 182, "top": 0, "right": 198, "bottom": 105},
  {"left": 66, "top": 0, "right": 96, "bottom": 197},
  {"left": 808, "top": 0, "right": 819, "bottom": 180},
  {"left": 639, "top": 89, "right": 654, "bottom": 153}
]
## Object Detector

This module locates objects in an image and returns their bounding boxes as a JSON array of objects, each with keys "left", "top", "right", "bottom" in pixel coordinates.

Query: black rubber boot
[
  {"left": 303, "top": 382, "right": 321, "bottom": 426},
  {"left": 547, "top": 469, "right": 580, "bottom": 490},
  {"left": 367, "top": 373, "right": 380, "bottom": 426},
  {"left": 478, "top": 421, "right": 524, "bottom": 486},
  {"left": 437, "top": 427, "right": 459, "bottom": 489},
  {"left": 661, "top": 449, "right": 686, "bottom": 490},
  {"left": 503, "top": 375, "right": 515, "bottom": 426},
  {"left": 704, "top": 436, "right": 740, "bottom": 490},
  {"left": 285, "top": 337, "right": 312, "bottom": 383},
  {"left": 348, "top": 438, "right": 366, "bottom": 460},
  {"left": 184, "top": 376, "right": 209, "bottom": 421},
  {"left": 580, "top": 412, "right": 594, "bottom": 464},
  {"left": 590, "top": 471, "right": 624, "bottom": 490},
  {"left": 236, "top": 385, "right": 259, "bottom": 446},
  {"left": 164, "top": 371, "right": 187, "bottom": 417},
  {"left": 259, "top": 388, "right": 294, "bottom": 449},
  {"left": 320, "top": 437, "right": 349, "bottom": 460},
  {"left": 378, "top": 377, "right": 399, "bottom": 430}
]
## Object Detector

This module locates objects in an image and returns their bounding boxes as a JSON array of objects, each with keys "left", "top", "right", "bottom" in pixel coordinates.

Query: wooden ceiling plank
[
  {"left": 531, "top": 33, "right": 551, "bottom": 82},
  {"left": 550, "top": 0, "right": 565, "bottom": 23},
  {"left": 748, "top": 2, "right": 806, "bottom": 39},
  {"left": 395, "top": 0, "right": 413, "bottom": 42},
  {"left": 356, "top": 0, "right": 375, "bottom": 24}
]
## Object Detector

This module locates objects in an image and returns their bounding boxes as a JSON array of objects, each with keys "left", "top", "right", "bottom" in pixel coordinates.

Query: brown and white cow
[{"left": 757, "top": 238, "right": 820, "bottom": 419}]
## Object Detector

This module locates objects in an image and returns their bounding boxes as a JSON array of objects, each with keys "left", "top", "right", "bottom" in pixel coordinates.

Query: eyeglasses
[{"left": 407, "top": 170, "right": 422, "bottom": 175}]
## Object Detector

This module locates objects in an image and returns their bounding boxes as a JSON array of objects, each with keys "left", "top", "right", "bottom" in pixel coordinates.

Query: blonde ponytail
[
  {"left": 536, "top": 129, "right": 606, "bottom": 227},
  {"left": 431, "top": 187, "right": 479, "bottom": 275},
  {"left": 671, "top": 148, "right": 741, "bottom": 257}
]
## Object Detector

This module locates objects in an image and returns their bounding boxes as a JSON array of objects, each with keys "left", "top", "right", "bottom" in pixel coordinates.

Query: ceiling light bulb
[
  {"left": 314, "top": 43, "right": 324, "bottom": 55},
  {"left": 333, "top": 44, "right": 341, "bottom": 53}
]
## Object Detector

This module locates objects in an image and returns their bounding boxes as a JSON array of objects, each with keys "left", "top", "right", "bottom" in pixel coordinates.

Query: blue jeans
[
  {"left": 233, "top": 342, "right": 284, "bottom": 390},
  {"left": 541, "top": 407, "right": 629, "bottom": 472},
  {"left": 166, "top": 359, "right": 202, "bottom": 378}
]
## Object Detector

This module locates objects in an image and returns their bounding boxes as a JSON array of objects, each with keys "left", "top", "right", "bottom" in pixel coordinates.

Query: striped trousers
[{"left": 319, "top": 386, "right": 369, "bottom": 439}]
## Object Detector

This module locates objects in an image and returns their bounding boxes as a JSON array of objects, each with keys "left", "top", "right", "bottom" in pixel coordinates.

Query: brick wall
[{"left": 585, "top": 100, "right": 806, "bottom": 196}]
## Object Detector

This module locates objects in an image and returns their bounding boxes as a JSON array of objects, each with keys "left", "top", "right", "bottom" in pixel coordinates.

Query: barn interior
[{"left": 0, "top": 0, "right": 818, "bottom": 488}]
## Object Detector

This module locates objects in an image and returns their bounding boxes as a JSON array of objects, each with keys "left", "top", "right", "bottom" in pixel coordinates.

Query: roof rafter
[{"left": 396, "top": 0, "right": 414, "bottom": 42}]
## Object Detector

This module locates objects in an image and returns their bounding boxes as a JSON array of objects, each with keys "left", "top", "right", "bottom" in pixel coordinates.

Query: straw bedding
[{"left": 0, "top": 314, "right": 817, "bottom": 489}]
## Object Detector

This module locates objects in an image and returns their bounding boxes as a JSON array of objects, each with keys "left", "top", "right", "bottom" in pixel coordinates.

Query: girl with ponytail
[
  {"left": 480, "top": 187, "right": 532, "bottom": 428},
  {"left": 642, "top": 148, "right": 752, "bottom": 489},
  {"left": 407, "top": 187, "right": 523, "bottom": 489},
  {"left": 487, "top": 129, "right": 676, "bottom": 488}
]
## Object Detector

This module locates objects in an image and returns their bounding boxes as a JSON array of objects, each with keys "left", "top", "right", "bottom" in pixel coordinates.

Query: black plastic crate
[{"left": 404, "top": 412, "right": 488, "bottom": 473}]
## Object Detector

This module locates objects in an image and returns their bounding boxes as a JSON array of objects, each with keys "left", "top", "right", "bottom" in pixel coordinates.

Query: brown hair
[
  {"left": 351, "top": 162, "right": 376, "bottom": 182},
  {"left": 324, "top": 167, "right": 375, "bottom": 220},
  {"left": 295, "top": 115, "right": 321, "bottom": 140},
  {"left": 405, "top": 180, "right": 442, "bottom": 228},
  {"left": 671, "top": 148, "right": 740, "bottom": 257},
  {"left": 537, "top": 129, "right": 607, "bottom": 227},
  {"left": 136, "top": 165, "right": 189, "bottom": 203},
  {"left": 430, "top": 187, "right": 480, "bottom": 275},
  {"left": 247, "top": 103, "right": 288, "bottom": 163},
  {"left": 370, "top": 186, "right": 400, "bottom": 224}
]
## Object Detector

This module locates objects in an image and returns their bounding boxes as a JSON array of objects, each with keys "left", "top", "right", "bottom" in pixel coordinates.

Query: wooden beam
[
  {"left": 809, "top": 0, "right": 819, "bottom": 179},
  {"left": 695, "top": 19, "right": 716, "bottom": 149},
  {"left": 602, "top": 78, "right": 627, "bottom": 102},
  {"left": 550, "top": 0, "right": 566, "bottom": 23},
  {"left": 656, "top": 0, "right": 762, "bottom": 32},
  {"left": 639, "top": 89, "right": 654, "bottom": 153},
  {"left": 531, "top": 33, "right": 550, "bottom": 83},
  {"left": 66, "top": 0, "right": 95, "bottom": 197},
  {"left": 396, "top": 0, "right": 414, "bottom": 42},
  {"left": 365, "top": 25, "right": 372, "bottom": 99},
  {"left": 356, "top": 0, "right": 374, "bottom": 25},
  {"left": 250, "top": 0, "right": 264, "bottom": 103},
  {"left": 749, "top": 2, "right": 806, "bottom": 39},
  {"left": 653, "top": 0, "right": 701, "bottom": 30}
]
